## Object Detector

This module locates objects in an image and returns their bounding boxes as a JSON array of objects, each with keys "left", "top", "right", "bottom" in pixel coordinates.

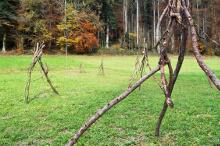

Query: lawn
[{"left": 0, "top": 55, "right": 219, "bottom": 146}]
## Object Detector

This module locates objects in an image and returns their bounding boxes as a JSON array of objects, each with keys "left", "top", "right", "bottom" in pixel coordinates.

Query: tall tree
[
  {"left": 100, "top": 0, "right": 117, "bottom": 48},
  {"left": 0, "top": 0, "right": 19, "bottom": 52},
  {"left": 19, "top": 0, "right": 63, "bottom": 50}
]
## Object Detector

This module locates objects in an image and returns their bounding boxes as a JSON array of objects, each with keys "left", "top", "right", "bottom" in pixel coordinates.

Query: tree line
[{"left": 0, "top": 0, "right": 219, "bottom": 54}]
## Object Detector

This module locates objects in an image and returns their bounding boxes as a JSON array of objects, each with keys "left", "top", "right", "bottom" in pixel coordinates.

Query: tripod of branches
[
  {"left": 67, "top": 0, "right": 220, "bottom": 145},
  {"left": 98, "top": 58, "right": 105, "bottom": 76},
  {"left": 24, "top": 43, "right": 59, "bottom": 103}
]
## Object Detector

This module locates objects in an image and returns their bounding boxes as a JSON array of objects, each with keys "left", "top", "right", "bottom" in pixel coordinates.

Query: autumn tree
[
  {"left": 57, "top": 4, "right": 101, "bottom": 53},
  {"left": 18, "top": 0, "right": 63, "bottom": 50}
]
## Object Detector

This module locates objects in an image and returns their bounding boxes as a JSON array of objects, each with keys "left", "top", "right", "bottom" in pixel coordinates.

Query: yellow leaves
[
  {"left": 57, "top": 37, "right": 77, "bottom": 47},
  {"left": 56, "top": 3, "right": 101, "bottom": 53},
  {"left": 57, "top": 5, "right": 78, "bottom": 32},
  {"left": 129, "top": 33, "right": 137, "bottom": 39}
]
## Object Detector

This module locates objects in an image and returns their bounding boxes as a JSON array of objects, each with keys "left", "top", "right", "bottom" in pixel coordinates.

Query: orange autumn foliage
[
  {"left": 57, "top": 5, "right": 101, "bottom": 54},
  {"left": 70, "top": 20, "right": 99, "bottom": 53},
  {"left": 74, "top": 33, "right": 98, "bottom": 53}
]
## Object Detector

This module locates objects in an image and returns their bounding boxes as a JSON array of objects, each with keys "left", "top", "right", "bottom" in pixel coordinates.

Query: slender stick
[
  {"left": 156, "top": 6, "right": 169, "bottom": 53},
  {"left": 155, "top": 17, "right": 188, "bottom": 136},
  {"left": 183, "top": 3, "right": 220, "bottom": 90},
  {"left": 38, "top": 59, "right": 59, "bottom": 95},
  {"left": 24, "top": 45, "right": 43, "bottom": 103},
  {"left": 67, "top": 66, "right": 160, "bottom": 146},
  {"left": 24, "top": 62, "right": 37, "bottom": 103}
]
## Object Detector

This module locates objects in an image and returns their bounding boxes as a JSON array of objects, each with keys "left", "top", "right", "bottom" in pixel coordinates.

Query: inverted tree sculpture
[
  {"left": 24, "top": 43, "right": 59, "bottom": 103},
  {"left": 67, "top": 0, "right": 220, "bottom": 145}
]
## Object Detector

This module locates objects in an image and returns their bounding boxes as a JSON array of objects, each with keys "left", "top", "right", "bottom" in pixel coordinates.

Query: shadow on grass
[{"left": 29, "top": 86, "right": 59, "bottom": 103}]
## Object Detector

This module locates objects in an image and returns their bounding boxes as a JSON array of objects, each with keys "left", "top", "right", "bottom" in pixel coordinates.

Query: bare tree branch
[
  {"left": 67, "top": 66, "right": 160, "bottom": 146},
  {"left": 183, "top": 3, "right": 220, "bottom": 90}
]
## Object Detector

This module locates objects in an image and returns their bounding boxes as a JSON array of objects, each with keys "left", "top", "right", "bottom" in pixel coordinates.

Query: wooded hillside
[{"left": 0, "top": 0, "right": 219, "bottom": 55}]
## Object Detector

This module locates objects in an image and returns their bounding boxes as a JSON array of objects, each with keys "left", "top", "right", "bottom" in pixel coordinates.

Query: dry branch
[
  {"left": 24, "top": 43, "right": 59, "bottom": 103},
  {"left": 67, "top": 66, "right": 160, "bottom": 146},
  {"left": 183, "top": 2, "right": 220, "bottom": 90},
  {"left": 155, "top": 18, "right": 188, "bottom": 136},
  {"left": 38, "top": 59, "right": 59, "bottom": 94}
]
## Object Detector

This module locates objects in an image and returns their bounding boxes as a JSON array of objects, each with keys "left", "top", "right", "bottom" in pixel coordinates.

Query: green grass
[{"left": 0, "top": 55, "right": 219, "bottom": 146}]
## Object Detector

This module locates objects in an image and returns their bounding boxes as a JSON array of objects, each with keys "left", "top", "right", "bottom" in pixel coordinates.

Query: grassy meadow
[{"left": 0, "top": 55, "right": 219, "bottom": 145}]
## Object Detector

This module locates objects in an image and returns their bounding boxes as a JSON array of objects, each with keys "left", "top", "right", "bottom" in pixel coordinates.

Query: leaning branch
[
  {"left": 67, "top": 66, "right": 160, "bottom": 146},
  {"left": 183, "top": 5, "right": 220, "bottom": 90}
]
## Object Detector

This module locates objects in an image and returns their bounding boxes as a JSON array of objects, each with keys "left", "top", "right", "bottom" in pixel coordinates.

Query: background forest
[{"left": 0, "top": 0, "right": 220, "bottom": 55}]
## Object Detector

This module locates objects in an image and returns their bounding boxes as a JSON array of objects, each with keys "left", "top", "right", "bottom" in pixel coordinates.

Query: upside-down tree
[{"left": 66, "top": 0, "right": 220, "bottom": 145}]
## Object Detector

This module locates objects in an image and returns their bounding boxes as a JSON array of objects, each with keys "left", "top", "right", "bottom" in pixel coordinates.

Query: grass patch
[{"left": 0, "top": 55, "right": 219, "bottom": 145}]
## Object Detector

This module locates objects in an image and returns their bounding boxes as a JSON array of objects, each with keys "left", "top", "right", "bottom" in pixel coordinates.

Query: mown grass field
[{"left": 0, "top": 55, "right": 219, "bottom": 146}]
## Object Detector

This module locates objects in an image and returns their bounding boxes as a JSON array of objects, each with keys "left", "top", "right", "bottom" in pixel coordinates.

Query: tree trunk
[
  {"left": 153, "top": 0, "right": 156, "bottom": 46},
  {"left": 123, "top": 0, "right": 128, "bottom": 34},
  {"left": 136, "top": 0, "right": 139, "bottom": 46},
  {"left": 16, "top": 36, "right": 24, "bottom": 51},
  {"left": 196, "top": 0, "right": 200, "bottom": 30},
  {"left": 157, "top": 0, "right": 160, "bottom": 21},
  {"left": 2, "top": 33, "right": 6, "bottom": 53},
  {"left": 105, "top": 25, "right": 109, "bottom": 48}
]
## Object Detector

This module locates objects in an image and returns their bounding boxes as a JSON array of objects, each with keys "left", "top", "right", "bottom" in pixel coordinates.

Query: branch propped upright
[{"left": 24, "top": 43, "right": 59, "bottom": 103}]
